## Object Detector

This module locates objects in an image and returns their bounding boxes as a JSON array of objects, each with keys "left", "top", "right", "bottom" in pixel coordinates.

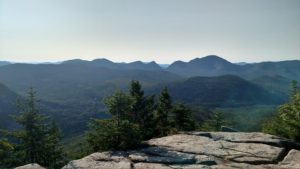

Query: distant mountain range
[
  {"left": 0, "top": 61, "right": 11, "bottom": 67},
  {"left": 166, "top": 55, "right": 300, "bottom": 81},
  {"left": 2, "top": 56, "right": 299, "bottom": 81},
  {"left": 61, "top": 59, "right": 162, "bottom": 70},
  {"left": 0, "top": 55, "right": 299, "bottom": 135}
]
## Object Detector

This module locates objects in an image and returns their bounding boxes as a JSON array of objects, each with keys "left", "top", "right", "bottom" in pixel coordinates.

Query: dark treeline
[{"left": 87, "top": 80, "right": 197, "bottom": 152}]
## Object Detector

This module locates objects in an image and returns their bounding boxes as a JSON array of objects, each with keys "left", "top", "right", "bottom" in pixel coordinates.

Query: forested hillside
[
  {"left": 0, "top": 56, "right": 299, "bottom": 136},
  {"left": 150, "top": 75, "right": 284, "bottom": 107},
  {"left": 0, "top": 83, "right": 19, "bottom": 129},
  {"left": 167, "top": 55, "right": 300, "bottom": 82}
]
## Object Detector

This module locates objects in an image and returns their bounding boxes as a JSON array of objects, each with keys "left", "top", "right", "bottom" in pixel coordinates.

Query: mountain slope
[
  {"left": 150, "top": 75, "right": 284, "bottom": 107},
  {"left": 0, "top": 63, "right": 181, "bottom": 104},
  {"left": 167, "top": 56, "right": 300, "bottom": 82},
  {"left": 0, "top": 61, "right": 10, "bottom": 67},
  {"left": 0, "top": 81, "right": 109, "bottom": 135},
  {"left": 0, "top": 83, "right": 20, "bottom": 129},
  {"left": 242, "top": 60, "right": 300, "bottom": 81},
  {"left": 251, "top": 75, "right": 291, "bottom": 100},
  {"left": 0, "top": 63, "right": 182, "bottom": 136},
  {"left": 167, "top": 55, "right": 242, "bottom": 77}
]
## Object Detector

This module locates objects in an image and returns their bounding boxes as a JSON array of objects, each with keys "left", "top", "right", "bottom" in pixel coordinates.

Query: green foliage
[
  {"left": 218, "top": 105, "right": 276, "bottom": 131},
  {"left": 103, "top": 91, "right": 134, "bottom": 120},
  {"left": 62, "top": 134, "right": 91, "bottom": 160},
  {"left": 130, "top": 80, "right": 156, "bottom": 139},
  {"left": 87, "top": 119, "right": 142, "bottom": 151},
  {"left": 172, "top": 103, "right": 196, "bottom": 131},
  {"left": 87, "top": 89, "right": 143, "bottom": 151},
  {"left": 202, "top": 111, "right": 227, "bottom": 131},
  {"left": 0, "top": 139, "right": 14, "bottom": 167},
  {"left": 263, "top": 81, "right": 300, "bottom": 141},
  {"left": 87, "top": 82, "right": 197, "bottom": 152},
  {"left": 3, "top": 88, "right": 64, "bottom": 169},
  {"left": 290, "top": 80, "right": 298, "bottom": 98},
  {"left": 155, "top": 88, "right": 174, "bottom": 136}
]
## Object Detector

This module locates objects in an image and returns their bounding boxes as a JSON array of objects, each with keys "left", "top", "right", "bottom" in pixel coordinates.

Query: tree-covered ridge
[
  {"left": 0, "top": 83, "right": 20, "bottom": 130},
  {"left": 0, "top": 56, "right": 298, "bottom": 137},
  {"left": 151, "top": 75, "right": 284, "bottom": 107}
]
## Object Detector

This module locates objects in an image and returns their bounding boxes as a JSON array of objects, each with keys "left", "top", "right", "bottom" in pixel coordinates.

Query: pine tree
[
  {"left": 14, "top": 88, "right": 46, "bottom": 164},
  {"left": 87, "top": 90, "right": 142, "bottom": 151},
  {"left": 10, "top": 88, "right": 63, "bottom": 168},
  {"left": 129, "top": 80, "right": 156, "bottom": 139},
  {"left": 103, "top": 91, "right": 134, "bottom": 123},
  {"left": 263, "top": 91, "right": 300, "bottom": 141},
  {"left": 155, "top": 87, "right": 173, "bottom": 136},
  {"left": 130, "top": 80, "right": 145, "bottom": 123},
  {"left": 172, "top": 103, "right": 196, "bottom": 131},
  {"left": 262, "top": 81, "right": 300, "bottom": 141},
  {"left": 44, "top": 121, "right": 64, "bottom": 169}
]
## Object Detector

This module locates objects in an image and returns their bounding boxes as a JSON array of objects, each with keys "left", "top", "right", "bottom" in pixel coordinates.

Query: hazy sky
[{"left": 0, "top": 0, "right": 300, "bottom": 63}]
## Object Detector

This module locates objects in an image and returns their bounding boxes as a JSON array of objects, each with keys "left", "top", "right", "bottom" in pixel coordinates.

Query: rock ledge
[{"left": 62, "top": 132, "right": 300, "bottom": 169}]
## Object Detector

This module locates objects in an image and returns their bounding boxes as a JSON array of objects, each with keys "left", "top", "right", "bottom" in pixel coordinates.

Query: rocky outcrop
[
  {"left": 14, "top": 163, "right": 46, "bottom": 169},
  {"left": 63, "top": 132, "right": 300, "bottom": 169}
]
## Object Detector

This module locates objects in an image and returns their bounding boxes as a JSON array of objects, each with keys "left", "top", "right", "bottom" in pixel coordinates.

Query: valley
[{"left": 0, "top": 55, "right": 298, "bottom": 136}]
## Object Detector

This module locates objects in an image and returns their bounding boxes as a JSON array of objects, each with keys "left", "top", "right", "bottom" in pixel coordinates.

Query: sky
[{"left": 0, "top": 0, "right": 300, "bottom": 64}]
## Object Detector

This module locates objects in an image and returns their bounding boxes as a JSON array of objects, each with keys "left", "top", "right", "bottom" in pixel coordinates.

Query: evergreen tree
[
  {"left": 87, "top": 90, "right": 142, "bottom": 151},
  {"left": 9, "top": 88, "right": 63, "bottom": 168},
  {"left": 263, "top": 89, "right": 300, "bottom": 141},
  {"left": 87, "top": 83, "right": 198, "bottom": 152},
  {"left": 203, "top": 111, "right": 226, "bottom": 131},
  {"left": 13, "top": 88, "right": 46, "bottom": 164},
  {"left": 262, "top": 81, "right": 300, "bottom": 141},
  {"left": 103, "top": 91, "right": 134, "bottom": 123},
  {"left": 87, "top": 119, "right": 141, "bottom": 151},
  {"left": 155, "top": 87, "right": 173, "bottom": 136},
  {"left": 129, "top": 80, "right": 156, "bottom": 139},
  {"left": 172, "top": 103, "right": 196, "bottom": 131},
  {"left": 44, "top": 121, "right": 64, "bottom": 169},
  {"left": 130, "top": 80, "right": 145, "bottom": 123}
]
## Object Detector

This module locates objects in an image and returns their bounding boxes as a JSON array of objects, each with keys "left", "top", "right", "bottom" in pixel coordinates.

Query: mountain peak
[
  {"left": 61, "top": 59, "right": 87, "bottom": 64},
  {"left": 190, "top": 55, "right": 230, "bottom": 64},
  {"left": 167, "top": 55, "right": 240, "bottom": 77},
  {"left": 92, "top": 58, "right": 113, "bottom": 64}
]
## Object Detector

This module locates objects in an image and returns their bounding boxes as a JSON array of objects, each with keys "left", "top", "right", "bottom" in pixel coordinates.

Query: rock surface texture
[
  {"left": 14, "top": 163, "right": 46, "bottom": 169},
  {"left": 63, "top": 132, "right": 300, "bottom": 169}
]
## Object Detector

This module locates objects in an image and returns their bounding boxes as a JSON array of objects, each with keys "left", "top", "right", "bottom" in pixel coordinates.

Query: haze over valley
[
  {"left": 0, "top": 55, "right": 299, "bottom": 135},
  {"left": 1, "top": 1, "right": 300, "bottom": 168}
]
